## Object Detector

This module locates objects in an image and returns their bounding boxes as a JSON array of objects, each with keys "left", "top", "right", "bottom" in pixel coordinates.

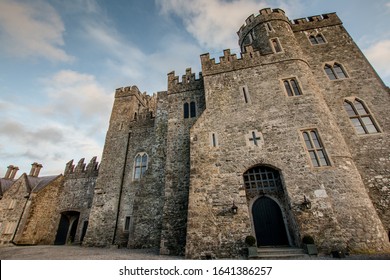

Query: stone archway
[
  {"left": 54, "top": 211, "right": 80, "bottom": 245},
  {"left": 243, "top": 165, "right": 292, "bottom": 247}
]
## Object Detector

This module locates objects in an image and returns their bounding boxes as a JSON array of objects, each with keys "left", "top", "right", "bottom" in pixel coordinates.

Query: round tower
[{"left": 237, "top": 8, "right": 303, "bottom": 58}]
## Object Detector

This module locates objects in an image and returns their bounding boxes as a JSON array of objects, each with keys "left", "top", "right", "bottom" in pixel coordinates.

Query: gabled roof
[
  {"left": 0, "top": 178, "right": 16, "bottom": 198},
  {"left": 27, "top": 175, "right": 62, "bottom": 193}
]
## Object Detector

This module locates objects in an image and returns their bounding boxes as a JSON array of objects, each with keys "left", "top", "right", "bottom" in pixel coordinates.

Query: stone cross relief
[{"left": 246, "top": 130, "right": 264, "bottom": 147}]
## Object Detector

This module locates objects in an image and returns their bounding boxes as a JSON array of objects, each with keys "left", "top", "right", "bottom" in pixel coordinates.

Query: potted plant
[
  {"left": 245, "top": 235, "right": 258, "bottom": 259},
  {"left": 302, "top": 235, "right": 318, "bottom": 255}
]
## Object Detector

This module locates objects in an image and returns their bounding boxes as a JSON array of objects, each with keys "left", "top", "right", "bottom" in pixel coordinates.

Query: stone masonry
[{"left": 1, "top": 8, "right": 389, "bottom": 259}]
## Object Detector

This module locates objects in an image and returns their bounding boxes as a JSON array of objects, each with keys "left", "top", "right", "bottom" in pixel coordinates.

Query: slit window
[{"left": 124, "top": 216, "right": 131, "bottom": 231}]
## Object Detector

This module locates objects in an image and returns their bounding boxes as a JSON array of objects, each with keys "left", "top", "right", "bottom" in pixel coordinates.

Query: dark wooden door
[{"left": 252, "top": 197, "right": 288, "bottom": 246}]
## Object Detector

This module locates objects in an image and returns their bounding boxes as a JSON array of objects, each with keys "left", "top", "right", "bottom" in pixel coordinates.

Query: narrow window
[
  {"left": 271, "top": 38, "right": 282, "bottom": 53},
  {"left": 265, "top": 22, "right": 273, "bottom": 32},
  {"left": 190, "top": 101, "right": 196, "bottom": 118},
  {"left": 302, "top": 130, "right": 330, "bottom": 167},
  {"left": 210, "top": 132, "right": 219, "bottom": 147},
  {"left": 183, "top": 102, "right": 189, "bottom": 118},
  {"left": 324, "top": 63, "right": 348, "bottom": 80},
  {"left": 133, "top": 153, "right": 148, "bottom": 179},
  {"left": 344, "top": 99, "right": 380, "bottom": 134},
  {"left": 124, "top": 216, "right": 131, "bottom": 231},
  {"left": 134, "top": 112, "right": 137, "bottom": 120},
  {"left": 240, "top": 86, "right": 250, "bottom": 103},
  {"left": 283, "top": 78, "right": 302, "bottom": 96}
]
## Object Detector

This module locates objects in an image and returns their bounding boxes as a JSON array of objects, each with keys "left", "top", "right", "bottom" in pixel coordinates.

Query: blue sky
[{"left": 0, "top": 0, "right": 389, "bottom": 176}]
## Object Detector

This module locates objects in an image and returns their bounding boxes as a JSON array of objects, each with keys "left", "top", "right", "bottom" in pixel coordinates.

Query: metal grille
[{"left": 243, "top": 166, "right": 282, "bottom": 193}]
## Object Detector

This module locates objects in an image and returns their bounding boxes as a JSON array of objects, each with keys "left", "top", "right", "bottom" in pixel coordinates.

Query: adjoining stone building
[
  {"left": 83, "top": 8, "right": 390, "bottom": 258},
  {"left": 0, "top": 159, "right": 98, "bottom": 246},
  {"left": 1, "top": 7, "right": 389, "bottom": 259}
]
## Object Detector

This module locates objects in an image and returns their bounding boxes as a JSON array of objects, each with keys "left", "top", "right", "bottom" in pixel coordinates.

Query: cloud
[
  {"left": 40, "top": 70, "right": 112, "bottom": 132},
  {"left": 157, "top": 0, "right": 300, "bottom": 51},
  {"left": 0, "top": 0, "right": 73, "bottom": 62},
  {"left": 364, "top": 39, "right": 390, "bottom": 81}
]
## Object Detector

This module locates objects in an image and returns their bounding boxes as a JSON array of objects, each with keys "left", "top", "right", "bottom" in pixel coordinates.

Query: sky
[{"left": 0, "top": 0, "right": 389, "bottom": 176}]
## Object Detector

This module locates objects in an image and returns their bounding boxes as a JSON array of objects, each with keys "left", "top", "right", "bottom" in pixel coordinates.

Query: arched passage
[
  {"left": 243, "top": 165, "right": 291, "bottom": 247},
  {"left": 54, "top": 211, "right": 80, "bottom": 245}
]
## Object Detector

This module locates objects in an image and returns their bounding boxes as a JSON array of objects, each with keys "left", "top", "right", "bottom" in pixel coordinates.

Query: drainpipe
[{"left": 112, "top": 131, "right": 131, "bottom": 245}]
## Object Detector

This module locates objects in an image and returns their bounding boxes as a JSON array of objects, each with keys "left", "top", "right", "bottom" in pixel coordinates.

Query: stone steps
[{"left": 249, "top": 246, "right": 307, "bottom": 259}]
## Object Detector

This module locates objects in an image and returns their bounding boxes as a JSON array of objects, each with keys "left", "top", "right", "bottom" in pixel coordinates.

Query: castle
[{"left": 1, "top": 8, "right": 389, "bottom": 259}]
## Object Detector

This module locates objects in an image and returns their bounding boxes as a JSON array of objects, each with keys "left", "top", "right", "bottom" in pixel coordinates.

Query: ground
[{"left": 0, "top": 245, "right": 389, "bottom": 260}]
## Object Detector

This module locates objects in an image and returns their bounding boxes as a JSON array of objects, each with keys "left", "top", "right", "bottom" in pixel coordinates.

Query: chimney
[
  {"left": 34, "top": 164, "right": 43, "bottom": 177},
  {"left": 29, "top": 162, "right": 42, "bottom": 177},
  {"left": 4, "top": 165, "right": 14, "bottom": 179},
  {"left": 9, "top": 166, "right": 19, "bottom": 180}
]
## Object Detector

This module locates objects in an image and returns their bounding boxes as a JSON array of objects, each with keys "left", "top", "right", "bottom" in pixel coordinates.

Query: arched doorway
[
  {"left": 54, "top": 211, "right": 80, "bottom": 245},
  {"left": 243, "top": 165, "right": 290, "bottom": 247},
  {"left": 252, "top": 197, "right": 288, "bottom": 246}
]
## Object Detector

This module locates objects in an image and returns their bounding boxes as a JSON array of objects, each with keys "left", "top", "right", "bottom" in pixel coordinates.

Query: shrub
[{"left": 245, "top": 235, "right": 256, "bottom": 246}]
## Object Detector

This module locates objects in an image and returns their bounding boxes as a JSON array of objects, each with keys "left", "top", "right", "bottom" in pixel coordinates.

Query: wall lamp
[
  {"left": 231, "top": 202, "right": 238, "bottom": 214},
  {"left": 301, "top": 195, "right": 311, "bottom": 210}
]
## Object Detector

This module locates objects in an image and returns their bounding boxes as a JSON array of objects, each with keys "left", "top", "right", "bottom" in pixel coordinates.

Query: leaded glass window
[{"left": 344, "top": 99, "right": 379, "bottom": 134}]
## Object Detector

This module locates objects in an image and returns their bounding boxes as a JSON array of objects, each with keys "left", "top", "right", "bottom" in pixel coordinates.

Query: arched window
[
  {"left": 183, "top": 102, "right": 189, "bottom": 118},
  {"left": 344, "top": 99, "right": 379, "bottom": 134},
  {"left": 324, "top": 63, "right": 348, "bottom": 80},
  {"left": 243, "top": 166, "right": 283, "bottom": 194},
  {"left": 270, "top": 38, "right": 282, "bottom": 53},
  {"left": 133, "top": 153, "right": 148, "bottom": 179},
  {"left": 302, "top": 130, "right": 330, "bottom": 167}
]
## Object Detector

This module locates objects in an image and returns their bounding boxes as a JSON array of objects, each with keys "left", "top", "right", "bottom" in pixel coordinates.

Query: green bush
[{"left": 245, "top": 235, "right": 256, "bottom": 246}]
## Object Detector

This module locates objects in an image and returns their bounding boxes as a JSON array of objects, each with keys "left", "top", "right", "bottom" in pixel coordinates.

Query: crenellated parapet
[
  {"left": 64, "top": 157, "right": 99, "bottom": 178},
  {"left": 115, "top": 85, "right": 151, "bottom": 106},
  {"left": 291, "top": 13, "right": 341, "bottom": 32},
  {"left": 167, "top": 68, "right": 203, "bottom": 94},
  {"left": 201, "top": 46, "right": 265, "bottom": 76},
  {"left": 237, "top": 8, "right": 288, "bottom": 44}
]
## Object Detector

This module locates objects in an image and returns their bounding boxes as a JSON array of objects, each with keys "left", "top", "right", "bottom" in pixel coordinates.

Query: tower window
[
  {"left": 184, "top": 102, "right": 189, "bottom": 118},
  {"left": 190, "top": 101, "right": 196, "bottom": 118},
  {"left": 210, "top": 132, "right": 218, "bottom": 147},
  {"left": 344, "top": 99, "right": 380, "bottom": 134},
  {"left": 283, "top": 78, "right": 302, "bottom": 96},
  {"left": 270, "top": 38, "right": 282, "bottom": 53},
  {"left": 133, "top": 153, "right": 148, "bottom": 180},
  {"left": 324, "top": 63, "right": 348, "bottom": 80},
  {"left": 265, "top": 22, "right": 273, "bottom": 32},
  {"left": 302, "top": 130, "right": 330, "bottom": 167},
  {"left": 124, "top": 216, "right": 131, "bottom": 231},
  {"left": 309, "top": 34, "right": 326, "bottom": 45},
  {"left": 240, "top": 85, "right": 251, "bottom": 103}
]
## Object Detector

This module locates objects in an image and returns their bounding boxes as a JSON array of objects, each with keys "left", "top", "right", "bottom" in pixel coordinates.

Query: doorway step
[{"left": 253, "top": 246, "right": 307, "bottom": 259}]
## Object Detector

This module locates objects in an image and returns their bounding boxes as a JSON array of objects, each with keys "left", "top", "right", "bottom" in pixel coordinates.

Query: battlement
[
  {"left": 291, "top": 13, "right": 341, "bottom": 31},
  {"left": 64, "top": 157, "right": 99, "bottom": 178},
  {"left": 168, "top": 68, "right": 203, "bottom": 94},
  {"left": 237, "top": 8, "right": 287, "bottom": 37},
  {"left": 201, "top": 46, "right": 265, "bottom": 76}
]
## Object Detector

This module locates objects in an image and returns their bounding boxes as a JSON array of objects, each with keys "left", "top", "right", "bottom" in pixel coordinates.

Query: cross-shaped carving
[{"left": 249, "top": 131, "right": 261, "bottom": 146}]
